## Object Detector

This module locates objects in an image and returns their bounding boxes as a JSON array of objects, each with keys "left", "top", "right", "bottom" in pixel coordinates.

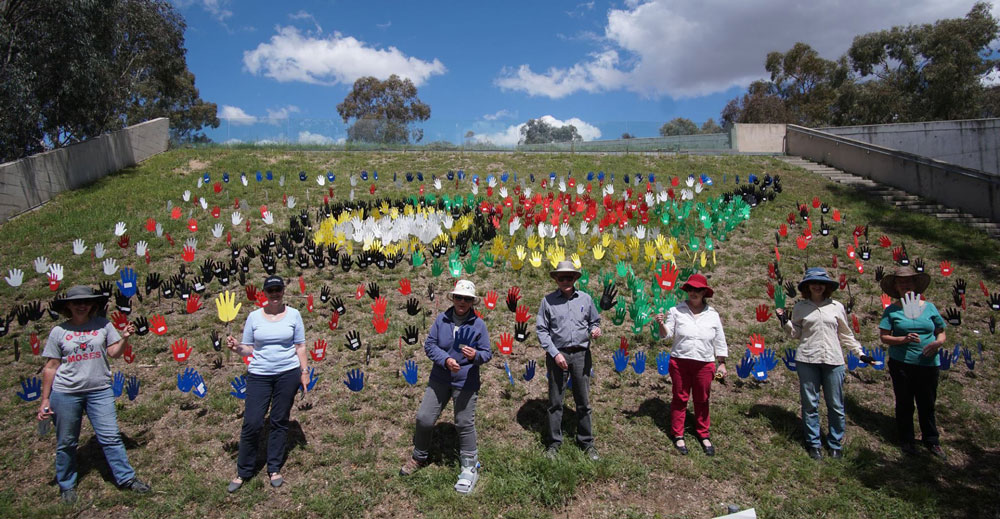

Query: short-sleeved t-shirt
[
  {"left": 241, "top": 307, "right": 306, "bottom": 375},
  {"left": 42, "top": 317, "right": 121, "bottom": 393},
  {"left": 879, "top": 301, "right": 946, "bottom": 367}
]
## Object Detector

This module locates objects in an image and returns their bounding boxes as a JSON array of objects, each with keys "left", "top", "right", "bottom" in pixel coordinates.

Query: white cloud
[
  {"left": 265, "top": 105, "right": 299, "bottom": 125},
  {"left": 219, "top": 105, "right": 257, "bottom": 125},
  {"left": 474, "top": 115, "right": 601, "bottom": 146},
  {"left": 288, "top": 10, "right": 322, "bottom": 33},
  {"left": 222, "top": 138, "right": 242, "bottom": 145},
  {"left": 174, "top": 0, "right": 232, "bottom": 23},
  {"left": 243, "top": 26, "right": 446, "bottom": 86},
  {"left": 497, "top": 0, "right": 984, "bottom": 98},
  {"left": 482, "top": 109, "right": 517, "bottom": 121},
  {"left": 376, "top": 20, "right": 392, "bottom": 30},
  {"left": 297, "top": 131, "right": 336, "bottom": 145}
]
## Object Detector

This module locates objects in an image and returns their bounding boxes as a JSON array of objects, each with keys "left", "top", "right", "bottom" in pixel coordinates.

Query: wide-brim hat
[
  {"left": 797, "top": 267, "right": 840, "bottom": 292},
  {"left": 448, "top": 279, "right": 479, "bottom": 303},
  {"left": 51, "top": 285, "right": 109, "bottom": 314},
  {"left": 549, "top": 260, "right": 581, "bottom": 280},
  {"left": 681, "top": 273, "right": 714, "bottom": 298},
  {"left": 880, "top": 266, "right": 931, "bottom": 299}
]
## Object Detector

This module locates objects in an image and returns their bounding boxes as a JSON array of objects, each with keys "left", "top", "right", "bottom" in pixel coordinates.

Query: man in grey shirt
[{"left": 536, "top": 260, "right": 602, "bottom": 460}]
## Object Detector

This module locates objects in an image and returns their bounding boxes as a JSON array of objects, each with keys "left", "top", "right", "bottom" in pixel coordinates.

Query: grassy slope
[{"left": 0, "top": 148, "right": 997, "bottom": 519}]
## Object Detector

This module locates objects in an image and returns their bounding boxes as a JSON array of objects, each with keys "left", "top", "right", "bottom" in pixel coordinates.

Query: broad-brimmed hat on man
[
  {"left": 880, "top": 266, "right": 931, "bottom": 299},
  {"left": 549, "top": 260, "right": 581, "bottom": 281}
]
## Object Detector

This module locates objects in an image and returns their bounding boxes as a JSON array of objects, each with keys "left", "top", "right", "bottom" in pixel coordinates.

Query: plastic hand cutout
[
  {"left": 229, "top": 375, "right": 247, "bottom": 399},
  {"left": 114, "top": 268, "right": 137, "bottom": 298},
  {"left": 301, "top": 367, "right": 318, "bottom": 393},
  {"left": 747, "top": 333, "right": 765, "bottom": 355},
  {"left": 403, "top": 360, "right": 419, "bottom": 385},
  {"left": 962, "top": 346, "right": 975, "bottom": 370},
  {"left": 372, "top": 315, "right": 389, "bottom": 334},
  {"left": 782, "top": 349, "right": 797, "bottom": 371},
  {"left": 496, "top": 333, "right": 513, "bottom": 355},
  {"left": 4, "top": 268, "right": 23, "bottom": 287},
  {"left": 938, "top": 348, "right": 952, "bottom": 370},
  {"left": 125, "top": 376, "right": 139, "bottom": 401},
  {"left": 655, "top": 262, "right": 679, "bottom": 290},
  {"left": 758, "top": 348, "right": 778, "bottom": 372},
  {"left": 517, "top": 359, "right": 535, "bottom": 382},
  {"left": 506, "top": 286, "right": 521, "bottom": 312},
  {"left": 343, "top": 369, "right": 365, "bottom": 392},
  {"left": 514, "top": 321, "right": 531, "bottom": 342},
  {"left": 150, "top": 314, "right": 167, "bottom": 335},
  {"left": 945, "top": 307, "right": 961, "bottom": 326},
  {"left": 846, "top": 351, "right": 863, "bottom": 371},
  {"left": 613, "top": 349, "right": 629, "bottom": 373},
  {"left": 940, "top": 260, "right": 953, "bottom": 277},
  {"left": 755, "top": 304, "right": 771, "bottom": 323},
  {"left": 654, "top": 351, "right": 670, "bottom": 375},
  {"left": 600, "top": 283, "right": 618, "bottom": 311},
  {"left": 863, "top": 346, "right": 885, "bottom": 370},
  {"left": 332, "top": 296, "right": 346, "bottom": 315},
  {"left": 114, "top": 221, "right": 127, "bottom": 236},
  {"left": 186, "top": 293, "right": 203, "bottom": 314},
  {"left": 900, "top": 292, "right": 922, "bottom": 319},
  {"left": 177, "top": 367, "right": 197, "bottom": 392},
  {"left": 73, "top": 239, "right": 86, "bottom": 255},
  {"left": 101, "top": 257, "right": 118, "bottom": 276},
  {"left": 169, "top": 338, "right": 191, "bottom": 362},
  {"left": 33, "top": 256, "right": 49, "bottom": 274},
  {"left": 736, "top": 351, "right": 755, "bottom": 379},
  {"left": 111, "top": 311, "right": 129, "bottom": 331},
  {"left": 112, "top": 371, "right": 125, "bottom": 398},
  {"left": 515, "top": 305, "right": 531, "bottom": 323},
  {"left": 310, "top": 339, "right": 327, "bottom": 361},
  {"left": 345, "top": 330, "right": 361, "bottom": 351},
  {"left": 214, "top": 290, "right": 241, "bottom": 323},
  {"left": 16, "top": 377, "right": 42, "bottom": 401},
  {"left": 632, "top": 351, "right": 646, "bottom": 374}
]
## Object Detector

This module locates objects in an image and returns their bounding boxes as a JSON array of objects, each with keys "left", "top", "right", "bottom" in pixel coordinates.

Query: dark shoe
[
  {"left": 543, "top": 445, "right": 559, "bottom": 460},
  {"left": 807, "top": 447, "right": 823, "bottom": 460},
  {"left": 268, "top": 473, "right": 283, "bottom": 488},
  {"left": 926, "top": 444, "right": 947, "bottom": 460},
  {"left": 830, "top": 449, "right": 843, "bottom": 459},
  {"left": 60, "top": 489, "right": 77, "bottom": 505},
  {"left": 123, "top": 478, "right": 150, "bottom": 494},
  {"left": 584, "top": 446, "right": 600, "bottom": 461},
  {"left": 399, "top": 457, "right": 428, "bottom": 476},
  {"left": 900, "top": 443, "right": 918, "bottom": 455},
  {"left": 672, "top": 437, "right": 689, "bottom": 456},
  {"left": 698, "top": 438, "right": 715, "bottom": 457},
  {"left": 227, "top": 478, "right": 243, "bottom": 493}
]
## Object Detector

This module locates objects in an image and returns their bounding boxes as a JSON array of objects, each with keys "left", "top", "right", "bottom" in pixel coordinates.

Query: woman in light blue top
[{"left": 225, "top": 275, "right": 307, "bottom": 491}]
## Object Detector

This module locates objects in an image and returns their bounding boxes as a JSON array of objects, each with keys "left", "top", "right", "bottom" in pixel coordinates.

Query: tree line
[{"left": 0, "top": 0, "right": 219, "bottom": 163}]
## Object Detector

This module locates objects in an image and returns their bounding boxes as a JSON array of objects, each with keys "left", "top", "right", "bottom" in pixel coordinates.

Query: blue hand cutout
[
  {"left": 759, "top": 348, "right": 778, "bottom": 372},
  {"left": 736, "top": 351, "right": 755, "bottom": 379},
  {"left": 112, "top": 371, "right": 125, "bottom": 398},
  {"left": 522, "top": 360, "right": 536, "bottom": 381},
  {"left": 177, "top": 367, "right": 196, "bottom": 392},
  {"left": 454, "top": 327, "right": 478, "bottom": 348},
  {"left": 656, "top": 351, "right": 671, "bottom": 376},
  {"left": 613, "top": 349, "right": 629, "bottom": 373},
  {"left": 867, "top": 347, "right": 885, "bottom": 370},
  {"left": 229, "top": 375, "right": 247, "bottom": 399},
  {"left": 126, "top": 376, "right": 140, "bottom": 401},
  {"left": 190, "top": 370, "right": 207, "bottom": 398},
  {"left": 16, "top": 377, "right": 42, "bottom": 402},
  {"left": 782, "top": 349, "right": 797, "bottom": 372},
  {"left": 632, "top": 351, "right": 646, "bottom": 375},
  {"left": 962, "top": 346, "right": 975, "bottom": 370},
  {"left": 938, "top": 348, "right": 952, "bottom": 370},
  {"left": 846, "top": 351, "right": 861, "bottom": 371},
  {"left": 504, "top": 361, "right": 515, "bottom": 386},
  {"left": 301, "top": 367, "right": 318, "bottom": 393},
  {"left": 951, "top": 343, "right": 961, "bottom": 364},
  {"left": 403, "top": 360, "right": 419, "bottom": 385},
  {"left": 117, "top": 268, "right": 137, "bottom": 298},
  {"left": 344, "top": 368, "right": 365, "bottom": 392}
]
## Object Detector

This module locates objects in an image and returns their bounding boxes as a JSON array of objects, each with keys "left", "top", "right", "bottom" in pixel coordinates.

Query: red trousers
[{"left": 669, "top": 357, "right": 716, "bottom": 438}]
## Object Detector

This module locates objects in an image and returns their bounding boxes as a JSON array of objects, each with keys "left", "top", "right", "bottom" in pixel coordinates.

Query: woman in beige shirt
[{"left": 776, "top": 268, "right": 872, "bottom": 460}]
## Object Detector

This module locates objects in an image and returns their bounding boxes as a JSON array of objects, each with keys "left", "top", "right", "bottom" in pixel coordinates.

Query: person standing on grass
[
  {"left": 537, "top": 260, "right": 602, "bottom": 461},
  {"left": 37, "top": 286, "right": 151, "bottom": 505},
  {"left": 225, "top": 275, "right": 308, "bottom": 492},
  {"left": 654, "top": 273, "right": 728, "bottom": 457},
  {"left": 775, "top": 268, "right": 870, "bottom": 461},
  {"left": 399, "top": 279, "right": 492, "bottom": 495},
  {"left": 878, "top": 266, "right": 948, "bottom": 459}
]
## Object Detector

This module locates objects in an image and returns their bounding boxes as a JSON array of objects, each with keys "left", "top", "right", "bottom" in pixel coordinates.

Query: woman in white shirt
[
  {"left": 775, "top": 267, "right": 870, "bottom": 460},
  {"left": 654, "top": 273, "right": 728, "bottom": 456}
]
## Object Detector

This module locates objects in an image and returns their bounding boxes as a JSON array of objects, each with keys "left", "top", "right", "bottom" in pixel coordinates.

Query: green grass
[{"left": 0, "top": 149, "right": 998, "bottom": 518}]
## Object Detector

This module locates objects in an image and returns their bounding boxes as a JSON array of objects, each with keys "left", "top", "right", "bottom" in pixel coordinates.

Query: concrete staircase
[{"left": 778, "top": 156, "right": 1000, "bottom": 239}]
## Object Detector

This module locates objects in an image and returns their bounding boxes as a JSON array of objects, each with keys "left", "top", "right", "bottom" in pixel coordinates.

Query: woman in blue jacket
[{"left": 399, "top": 279, "right": 492, "bottom": 494}]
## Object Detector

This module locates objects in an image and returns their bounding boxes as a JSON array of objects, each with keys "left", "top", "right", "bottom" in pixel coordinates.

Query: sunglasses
[
  {"left": 556, "top": 276, "right": 576, "bottom": 282},
  {"left": 453, "top": 295, "right": 474, "bottom": 302},
  {"left": 264, "top": 287, "right": 284, "bottom": 294}
]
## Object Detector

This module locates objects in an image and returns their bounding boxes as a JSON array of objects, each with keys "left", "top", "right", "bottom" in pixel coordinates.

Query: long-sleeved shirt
[
  {"left": 536, "top": 288, "right": 601, "bottom": 358},
  {"left": 659, "top": 302, "right": 728, "bottom": 362},
  {"left": 424, "top": 307, "right": 492, "bottom": 391},
  {"left": 781, "top": 299, "right": 863, "bottom": 365}
]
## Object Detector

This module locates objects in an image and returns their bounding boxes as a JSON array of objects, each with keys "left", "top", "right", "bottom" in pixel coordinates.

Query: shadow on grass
[
  {"left": 75, "top": 431, "right": 147, "bottom": 487},
  {"left": 623, "top": 397, "right": 671, "bottom": 439},
  {"left": 515, "top": 398, "right": 582, "bottom": 449},
  {"left": 844, "top": 393, "right": 896, "bottom": 444},
  {"left": 748, "top": 403, "right": 801, "bottom": 444}
]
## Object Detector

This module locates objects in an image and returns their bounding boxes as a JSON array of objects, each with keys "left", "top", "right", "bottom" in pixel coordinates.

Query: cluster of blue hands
[{"left": 177, "top": 368, "right": 207, "bottom": 398}]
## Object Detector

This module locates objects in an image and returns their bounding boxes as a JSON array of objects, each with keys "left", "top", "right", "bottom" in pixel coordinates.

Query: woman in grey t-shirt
[{"left": 37, "top": 286, "right": 150, "bottom": 504}]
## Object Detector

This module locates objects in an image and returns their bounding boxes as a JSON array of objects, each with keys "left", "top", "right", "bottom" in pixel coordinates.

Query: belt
[{"left": 560, "top": 346, "right": 587, "bottom": 353}]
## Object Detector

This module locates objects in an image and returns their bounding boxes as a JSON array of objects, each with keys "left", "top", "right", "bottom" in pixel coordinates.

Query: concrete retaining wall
[
  {"left": 786, "top": 124, "right": 1000, "bottom": 222},
  {"left": 819, "top": 119, "right": 1000, "bottom": 176},
  {"left": 733, "top": 123, "right": 786, "bottom": 153},
  {"left": 0, "top": 118, "right": 169, "bottom": 222}
]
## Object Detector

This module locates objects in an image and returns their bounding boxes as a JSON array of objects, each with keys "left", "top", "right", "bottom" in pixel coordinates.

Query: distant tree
[
  {"left": 700, "top": 118, "right": 722, "bottom": 134},
  {"left": 336, "top": 75, "right": 430, "bottom": 144},
  {"left": 519, "top": 118, "right": 581, "bottom": 144},
  {"left": 0, "top": 0, "right": 218, "bottom": 161},
  {"left": 621, "top": 132, "right": 634, "bottom": 139},
  {"left": 720, "top": 80, "right": 794, "bottom": 128},
  {"left": 659, "top": 117, "right": 699, "bottom": 136},
  {"left": 764, "top": 42, "right": 851, "bottom": 126}
]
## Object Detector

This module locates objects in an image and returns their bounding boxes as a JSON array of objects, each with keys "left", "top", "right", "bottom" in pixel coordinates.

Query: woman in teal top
[{"left": 878, "top": 266, "right": 947, "bottom": 458}]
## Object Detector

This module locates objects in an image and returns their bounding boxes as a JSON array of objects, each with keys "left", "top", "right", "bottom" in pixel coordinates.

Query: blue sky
[{"left": 172, "top": 0, "right": 991, "bottom": 145}]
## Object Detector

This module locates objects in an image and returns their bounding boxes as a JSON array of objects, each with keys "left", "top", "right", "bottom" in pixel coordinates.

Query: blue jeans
[
  {"left": 50, "top": 387, "right": 136, "bottom": 490},
  {"left": 796, "top": 362, "right": 846, "bottom": 449}
]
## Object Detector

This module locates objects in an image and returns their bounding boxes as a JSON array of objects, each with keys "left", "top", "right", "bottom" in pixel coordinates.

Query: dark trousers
[
  {"left": 888, "top": 359, "right": 940, "bottom": 446},
  {"left": 237, "top": 367, "right": 301, "bottom": 478},
  {"left": 546, "top": 349, "right": 593, "bottom": 448}
]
